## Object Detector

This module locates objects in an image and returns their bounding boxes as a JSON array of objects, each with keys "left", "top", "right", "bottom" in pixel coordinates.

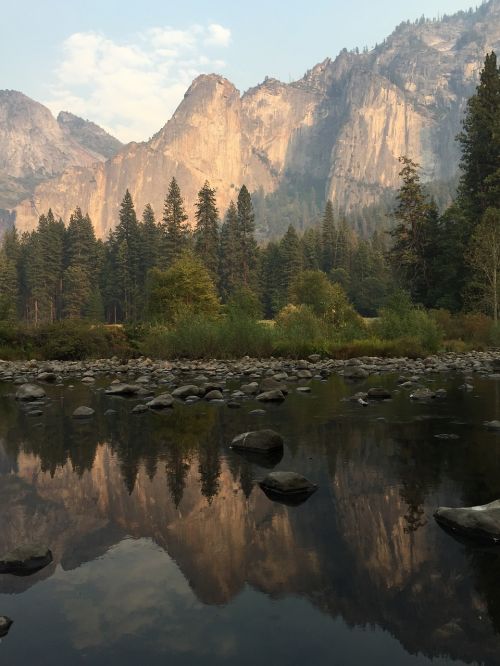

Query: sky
[{"left": 1, "top": 0, "right": 482, "bottom": 142}]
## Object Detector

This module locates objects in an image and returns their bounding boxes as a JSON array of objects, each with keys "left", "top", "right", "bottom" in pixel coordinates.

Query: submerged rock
[
  {"left": 230, "top": 429, "right": 284, "bottom": 453},
  {"left": 131, "top": 404, "right": 148, "bottom": 414},
  {"left": 367, "top": 387, "right": 392, "bottom": 400},
  {"left": 72, "top": 406, "right": 95, "bottom": 419},
  {"left": 105, "top": 383, "right": 140, "bottom": 396},
  {"left": 484, "top": 420, "right": 500, "bottom": 431},
  {"left": 410, "top": 388, "right": 436, "bottom": 400},
  {"left": 15, "top": 384, "right": 45, "bottom": 401},
  {"left": 0, "top": 544, "right": 52, "bottom": 575},
  {"left": 434, "top": 500, "right": 500, "bottom": 543},
  {"left": 0, "top": 616, "right": 12, "bottom": 637}
]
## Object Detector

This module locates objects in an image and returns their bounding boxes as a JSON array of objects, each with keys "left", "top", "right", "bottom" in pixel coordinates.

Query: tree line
[{"left": 0, "top": 51, "right": 498, "bottom": 328}]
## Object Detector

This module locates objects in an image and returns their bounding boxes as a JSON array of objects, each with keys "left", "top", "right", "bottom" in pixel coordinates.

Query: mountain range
[{"left": 4, "top": 0, "right": 500, "bottom": 239}]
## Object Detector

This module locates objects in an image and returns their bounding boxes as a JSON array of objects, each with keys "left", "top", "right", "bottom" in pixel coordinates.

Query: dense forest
[{"left": 0, "top": 52, "right": 499, "bottom": 359}]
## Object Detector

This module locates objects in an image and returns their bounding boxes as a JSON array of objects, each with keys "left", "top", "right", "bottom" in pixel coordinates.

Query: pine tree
[
  {"left": 279, "top": 225, "right": 302, "bottom": 303},
  {"left": 321, "top": 200, "right": 336, "bottom": 273},
  {"left": 112, "top": 190, "right": 142, "bottom": 321},
  {"left": 0, "top": 229, "right": 20, "bottom": 322},
  {"left": 458, "top": 52, "right": 500, "bottom": 225},
  {"left": 219, "top": 201, "right": 240, "bottom": 298},
  {"left": 140, "top": 203, "right": 161, "bottom": 278},
  {"left": 388, "top": 157, "right": 434, "bottom": 302},
  {"left": 236, "top": 185, "right": 258, "bottom": 288},
  {"left": 194, "top": 181, "right": 219, "bottom": 276},
  {"left": 162, "top": 177, "right": 189, "bottom": 266}
]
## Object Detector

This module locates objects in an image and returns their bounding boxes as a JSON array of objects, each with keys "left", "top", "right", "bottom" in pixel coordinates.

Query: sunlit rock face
[
  {"left": 0, "top": 91, "right": 122, "bottom": 210},
  {"left": 11, "top": 2, "right": 500, "bottom": 237}
]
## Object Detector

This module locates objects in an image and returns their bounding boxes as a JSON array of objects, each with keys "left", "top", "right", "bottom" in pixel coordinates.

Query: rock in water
[
  {"left": 0, "top": 544, "right": 52, "bottom": 575},
  {"left": 146, "top": 393, "right": 174, "bottom": 409},
  {"left": 410, "top": 388, "right": 436, "bottom": 400},
  {"left": 15, "top": 384, "right": 45, "bottom": 401},
  {"left": 172, "top": 385, "right": 201, "bottom": 400},
  {"left": 434, "top": 500, "right": 500, "bottom": 543},
  {"left": 256, "top": 389, "right": 286, "bottom": 402},
  {"left": 105, "top": 383, "right": 140, "bottom": 395},
  {"left": 0, "top": 616, "right": 12, "bottom": 637},
  {"left": 230, "top": 430, "right": 284, "bottom": 453},
  {"left": 367, "top": 387, "right": 392, "bottom": 400},
  {"left": 260, "top": 471, "right": 318, "bottom": 505},
  {"left": 72, "top": 406, "right": 95, "bottom": 419}
]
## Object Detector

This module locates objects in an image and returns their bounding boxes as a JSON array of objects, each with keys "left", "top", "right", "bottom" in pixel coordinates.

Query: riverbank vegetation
[{"left": 0, "top": 53, "right": 499, "bottom": 361}]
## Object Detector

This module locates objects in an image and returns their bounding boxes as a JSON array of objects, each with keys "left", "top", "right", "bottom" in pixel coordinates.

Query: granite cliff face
[
  {"left": 10, "top": 1, "right": 500, "bottom": 236},
  {"left": 0, "top": 91, "right": 122, "bottom": 211}
]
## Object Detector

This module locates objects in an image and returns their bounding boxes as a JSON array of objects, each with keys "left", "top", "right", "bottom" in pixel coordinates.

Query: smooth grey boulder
[
  {"left": 0, "top": 544, "right": 53, "bottom": 575},
  {"left": 0, "top": 616, "right": 12, "bottom": 637},
  {"left": 296, "top": 369, "right": 313, "bottom": 379},
  {"left": 146, "top": 393, "right": 174, "bottom": 409},
  {"left": 105, "top": 383, "right": 140, "bottom": 396},
  {"left": 230, "top": 429, "right": 284, "bottom": 453},
  {"left": 259, "top": 377, "right": 288, "bottom": 393},
  {"left": 434, "top": 500, "right": 500, "bottom": 543},
  {"left": 72, "top": 406, "right": 95, "bottom": 419},
  {"left": 37, "top": 371, "right": 57, "bottom": 382},
  {"left": 367, "top": 387, "right": 392, "bottom": 400},
  {"left": 343, "top": 366, "right": 369, "bottom": 379},
  {"left": 172, "top": 385, "right": 200, "bottom": 399},
  {"left": 241, "top": 382, "right": 259, "bottom": 395},
  {"left": 257, "top": 389, "right": 286, "bottom": 402},
  {"left": 15, "top": 384, "right": 45, "bottom": 401},
  {"left": 132, "top": 404, "right": 148, "bottom": 414}
]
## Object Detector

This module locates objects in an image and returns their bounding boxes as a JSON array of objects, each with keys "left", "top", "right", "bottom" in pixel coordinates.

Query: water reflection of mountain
[{"left": 1, "top": 377, "right": 500, "bottom": 663}]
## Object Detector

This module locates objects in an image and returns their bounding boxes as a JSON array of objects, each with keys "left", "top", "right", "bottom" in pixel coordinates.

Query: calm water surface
[{"left": 1, "top": 372, "right": 500, "bottom": 665}]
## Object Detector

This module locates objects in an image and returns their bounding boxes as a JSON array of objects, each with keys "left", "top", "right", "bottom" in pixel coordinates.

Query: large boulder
[
  {"left": 15, "top": 384, "right": 45, "bottom": 401},
  {"left": 259, "top": 377, "right": 288, "bottom": 393},
  {"left": 146, "top": 393, "right": 174, "bottom": 409},
  {"left": 434, "top": 499, "right": 500, "bottom": 543},
  {"left": 230, "top": 430, "right": 284, "bottom": 453},
  {"left": 0, "top": 544, "right": 53, "bottom": 575},
  {"left": 410, "top": 388, "right": 436, "bottom": 400},
  {"left": 367, "top": 387, "right": 392, "bottom": 400}
]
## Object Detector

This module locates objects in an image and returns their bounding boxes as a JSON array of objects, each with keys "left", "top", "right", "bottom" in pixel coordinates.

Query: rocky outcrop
[
  {"left": 9, "top": 2, "right": 500, "bottom": 237},
  {"left": 0, "top": 91, "right": 122, "bottom": 209}
]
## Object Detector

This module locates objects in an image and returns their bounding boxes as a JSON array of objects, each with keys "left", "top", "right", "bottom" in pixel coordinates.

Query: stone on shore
[
  {"left": 434, "top": 500, "right": 500, "bottom": 543},
  {"left": 230, "top": 430, "right": 284, "bottom": 453},
  {"left": 15, "top": 384, "right": 45, "bottom": 401},
  {"left": 0, "top": 544, "right": 53, "bottom": 575}
]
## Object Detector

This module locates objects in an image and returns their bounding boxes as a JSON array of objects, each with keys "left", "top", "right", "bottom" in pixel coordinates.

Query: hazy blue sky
[{"left": 1, "top": 0, "right": 480, "bottom": 140}]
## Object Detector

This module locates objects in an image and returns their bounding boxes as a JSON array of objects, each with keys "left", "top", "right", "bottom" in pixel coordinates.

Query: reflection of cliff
[{"left": 1, "top": 423, "right": 500, "bottom": 663}]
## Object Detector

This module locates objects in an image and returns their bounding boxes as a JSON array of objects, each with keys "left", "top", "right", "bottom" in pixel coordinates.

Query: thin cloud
[{"left": 44, "top": 24, "right": 232, "bottom": 143}]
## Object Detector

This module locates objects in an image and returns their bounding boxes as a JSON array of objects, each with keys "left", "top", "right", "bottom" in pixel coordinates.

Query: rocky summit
[{"left": 10, "top": 1, "right": 500, "bottom": 238}]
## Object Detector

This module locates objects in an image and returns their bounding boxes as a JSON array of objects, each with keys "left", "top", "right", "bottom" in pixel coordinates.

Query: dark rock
[
  {"left": 434, "top": 433, "right": 459, "bottom": 440},
  {"left": 485, "top": 420, "right": 500, "bottom": 431},
  {"left": 230, "top": 429, "right": 284, "bottom": 453},
  {"left": 434, "top": 500, "right": 500, "bottom": 543},
  {"left": 260, "top": 471, "right": 318, "bottom": 505},
  {"left": 227, "top": 401, "right": 241, "bottom": 408},
  {"left": 259, "top": 377, "right": 288, "bottom": 393},
  {"left": 15, "top": 384, "right": 46, "bottom": 401},
  {"left": 0, "top": 616, "right": 12, "bottom": 637},
  {"left": 0, "top": 544, "right": 52, "bottom": 575}
]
